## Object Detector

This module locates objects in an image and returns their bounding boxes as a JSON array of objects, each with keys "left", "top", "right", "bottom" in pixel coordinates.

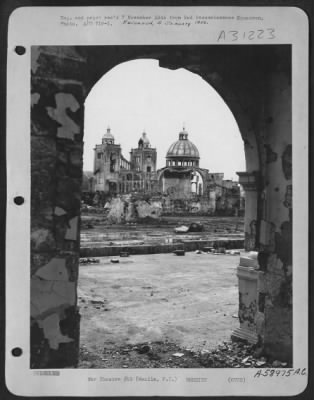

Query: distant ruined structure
[
  {"left": 85, "top": 126, "right": 243, "bottom": 215},
  {"left": 93, "top": 127, "right": 159, "bottom": 194}
]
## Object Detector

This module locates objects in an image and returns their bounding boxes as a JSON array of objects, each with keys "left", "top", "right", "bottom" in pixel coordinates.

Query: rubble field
[
  {"left": 78, "top": 252, "right": 241, "bottom": 368},
  {"left": 78, "top": 252, "right": 290, "bottom": 369},
  {"left": 80, "top": 215, "right": 244, "bottom": 248},
  {"left": 78, "top": 216, "right": 289, "bottom": 369},
  {"left": 79, "top": 340, "right": 288, "bottom": 369}
]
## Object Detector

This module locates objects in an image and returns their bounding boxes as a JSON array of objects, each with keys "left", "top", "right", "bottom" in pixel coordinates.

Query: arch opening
[
  {"left": 78, "top": 57, "right": 252, "bottom": 367},
  {"left": 30, "top": 44, "right": 293, "bottom": 369}
]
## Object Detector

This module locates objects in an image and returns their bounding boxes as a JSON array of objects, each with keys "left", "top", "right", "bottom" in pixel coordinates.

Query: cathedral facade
[
  {"left": 91, "top": 126, "right": 242, "bottom": 214},
  {"left": 93, "top": 128, "right": 159, "bottom": 195}
]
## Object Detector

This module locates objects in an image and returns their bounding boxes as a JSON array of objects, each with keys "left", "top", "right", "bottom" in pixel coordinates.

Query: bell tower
[
  {"left": 93, "top": 127, "right": 121, "bottom": 193},
  {"left": 130, "top": 131, "right": 157, "bottom": 173}
]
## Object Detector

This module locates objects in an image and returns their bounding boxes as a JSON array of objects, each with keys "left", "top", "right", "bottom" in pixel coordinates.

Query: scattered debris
[
  {"left": 213, "top": 247, "right": 226, "bottom": 254},
  {"left": 281, "top": 362, "right": 288, "bottom": 367},
  {"left": 203, "top": 247, "right": 214, "bottom": 253},
  {"left": 173, "top": 249, "right": 185, "bottom": 256},
  {"left": 272, "top": 360, "right": 283, "bottom": 368},
  {"left": 174, "top": 222, "right": 204, "bottom": 234},
  {"left": 174, "top": 225, "right": 189, "bottom": 234},
  {"left": 226, "top": 250, "right": 241, "bottom": 255},
  {"left": 198, "top": 342, "right": 288, "bottom": 368},
  {"left": 79, "top": 340, "right": 291, "bottom": 369},
  {"left": 80, "top": 258, "right": 100, "bottom": 264},
  {"left": 110, "top": 258, "right": 120, "bottom": 263},
  {"left": 137, "top": 345, "right": 151, "bottom": 354},
  {"left": 189, "top": 222, "right": 204, "bottom": 232}
]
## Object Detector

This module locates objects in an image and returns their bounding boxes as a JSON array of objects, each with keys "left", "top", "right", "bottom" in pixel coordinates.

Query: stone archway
[{"left": 31, "top": 45, "right": 292, "bottom": 367}]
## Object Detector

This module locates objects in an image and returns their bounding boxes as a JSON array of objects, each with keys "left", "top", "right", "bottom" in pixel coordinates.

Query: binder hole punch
[
  {"left": 15, "top": 46, "right": 26, "bottom": 55},
  {"left": 14, "top": 196, "right": 24, "bottom": 205},
  {"left": 11, "top": 347, "right": 23, "bottom": 357}
]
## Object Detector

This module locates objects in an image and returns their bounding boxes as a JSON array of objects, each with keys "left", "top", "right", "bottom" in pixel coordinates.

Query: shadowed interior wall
[{"left": 30, "top": 45, "right": 291, "bottom": 367}]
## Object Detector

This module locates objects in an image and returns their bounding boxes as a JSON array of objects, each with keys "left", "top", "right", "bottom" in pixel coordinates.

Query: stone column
[
  {"left": 231, "top": 252, "right": 265, "bottom": 344},
  {"left": 231, "top": 172, "right": 264, "bottom": 344},
  {"left": 31, "top": 47, "right": 86, "bottom": 368},
  {"left": 237, "top": 172, "right": 260, "bottom": 251}
]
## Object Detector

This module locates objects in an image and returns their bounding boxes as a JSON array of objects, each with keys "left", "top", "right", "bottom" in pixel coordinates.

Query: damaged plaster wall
[
  {"left": 259, "top": 70, "right": 293, "bottom": 361},
  {"left": 196, "top": 47, "right": 292, "bottom": 360},
  {"left": 234, "top": 66, "right": 292, "bottom": 361},
  {"left": 31, "top": 46, "right": 85, "bottom": 368}
]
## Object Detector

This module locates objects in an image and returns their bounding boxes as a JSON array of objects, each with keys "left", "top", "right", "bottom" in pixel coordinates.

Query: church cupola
[
  {"left": 166, "top": 126, "right": 200, "bottom": 168},
  {"left": 179, "top": 126, "right": 189, "bottom": 141},
  {"left": 102, "top": 126, "right": 115, "bottom": 145},
  {"left": 138, "top": 131, "right": 151, "bottom": 149}
]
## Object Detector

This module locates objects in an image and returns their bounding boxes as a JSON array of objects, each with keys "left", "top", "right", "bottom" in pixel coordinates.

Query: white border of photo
[{"left": 6, "top": 6, "right": 308, "bottom": 397}]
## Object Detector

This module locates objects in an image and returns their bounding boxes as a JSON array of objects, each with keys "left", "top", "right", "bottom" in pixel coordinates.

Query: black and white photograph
[
  {"left": 30, "top": 43, "right": 292, "bottom": 370},
  {"left": 5, "top": 6, "right": 308, "bottom": 397}
]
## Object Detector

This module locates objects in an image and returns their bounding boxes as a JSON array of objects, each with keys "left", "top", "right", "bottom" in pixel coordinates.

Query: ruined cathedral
[
  {"left": 88, "top": 126, "right": 242, "bottom": 214},
  {"left": 93, "top": 127, "right": 159, "bottom": 194}
]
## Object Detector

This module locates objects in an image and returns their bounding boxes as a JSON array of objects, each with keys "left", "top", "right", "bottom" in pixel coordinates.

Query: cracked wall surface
[
  {"left": 31, "top": 46, "right": 85, "bottom": 368},
  {"left": 31, "top": 45, "right": 292, "bottom": 367},
  {"left": 258, "top": 68, "right": 292, "bottom": 362}
]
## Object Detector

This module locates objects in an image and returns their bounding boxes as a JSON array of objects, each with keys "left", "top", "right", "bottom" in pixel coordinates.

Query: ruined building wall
[
  {"left": 227, "top": 58, "right": 292, "bottom": 361},
  {"left": 31, "top": 47, "right": 85, "bottom": 367},
  {"left": 94, "top": 142, "right": 122, "bottom": 192},
  {"left": 130, "top": 147, "right": 157, "bottom": 172},
  {"left": 93, "top": 134, "right": 157, "bottom": 195},
  {"left": 162, "top": 175, "right": 192, "bottom": 199},
  {"left": 258, "top": 70, "right": 293, "bottom": 361}
]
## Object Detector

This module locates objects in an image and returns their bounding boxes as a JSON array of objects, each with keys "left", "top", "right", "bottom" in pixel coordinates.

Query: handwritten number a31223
[{"left": 217, "top": 29, "right": 275, "bottom": 42}]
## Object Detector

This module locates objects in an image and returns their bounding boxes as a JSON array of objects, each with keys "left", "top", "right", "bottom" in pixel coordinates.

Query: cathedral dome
[{"left": 166, "top": 128, "right": 200, "bottom": 160}]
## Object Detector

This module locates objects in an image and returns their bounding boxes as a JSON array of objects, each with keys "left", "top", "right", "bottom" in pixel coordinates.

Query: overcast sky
[{"left": 84, "top": 59, "right": 245, "bottom": 180}]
